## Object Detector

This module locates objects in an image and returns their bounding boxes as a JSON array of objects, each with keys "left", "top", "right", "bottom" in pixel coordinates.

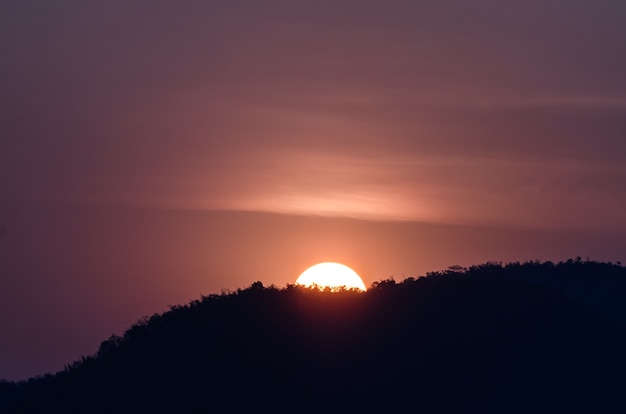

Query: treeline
[{"left": 1, "top": 260, "right": 625, "bottom": 413}]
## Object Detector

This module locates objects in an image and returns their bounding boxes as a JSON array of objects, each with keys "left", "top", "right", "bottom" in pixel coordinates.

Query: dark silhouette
[{"left": 1, "top": 260, "right": 625, "bottom": 413}]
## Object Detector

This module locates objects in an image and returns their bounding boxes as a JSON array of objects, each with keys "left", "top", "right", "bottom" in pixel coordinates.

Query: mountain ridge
[{"left": 2, "top": 260, "right": 625, "bottom": 413}]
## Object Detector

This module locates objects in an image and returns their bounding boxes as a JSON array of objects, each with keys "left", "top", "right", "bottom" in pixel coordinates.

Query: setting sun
[{"left": 296, "top": 262, "right": 367, "bottom": 291}]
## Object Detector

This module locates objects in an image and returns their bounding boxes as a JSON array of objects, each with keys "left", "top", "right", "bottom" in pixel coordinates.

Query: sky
[{"left": 1, "top": 0, "right": 626, "bottom": 380}]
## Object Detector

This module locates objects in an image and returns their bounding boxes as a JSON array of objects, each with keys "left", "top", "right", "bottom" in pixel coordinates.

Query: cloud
[{"left": 1, "top": 0, "right": 625, "bottom": 229}]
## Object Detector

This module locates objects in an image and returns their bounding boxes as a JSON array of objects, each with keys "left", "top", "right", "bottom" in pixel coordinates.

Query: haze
[{"left": 1, "top": 0, "right": 625, "bottom": 380}]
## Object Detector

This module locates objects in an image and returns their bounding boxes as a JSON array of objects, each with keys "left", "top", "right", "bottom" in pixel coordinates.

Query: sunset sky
[{"left": 1, "top": 0, "right": 626, "bottom": 380}]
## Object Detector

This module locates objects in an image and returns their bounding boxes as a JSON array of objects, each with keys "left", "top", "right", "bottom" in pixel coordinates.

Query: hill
[{"left": 1, "top": 260, "right": 625, "bottom": 413}]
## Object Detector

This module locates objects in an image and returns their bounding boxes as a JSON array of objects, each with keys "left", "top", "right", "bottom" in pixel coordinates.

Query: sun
[{"left": 296, "top": 262, "right": 367, "bottom": 291}]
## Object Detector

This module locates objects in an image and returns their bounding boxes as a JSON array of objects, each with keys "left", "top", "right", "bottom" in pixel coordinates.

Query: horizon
[
  {"left": 4, "top": 261, "right": 626, "bottom": 412},
  {"left": 2, "top": 202, "right": 625, "bottom": 380},
  {"left": 2, "top": 259, "right": 624, "bottom": 386}
]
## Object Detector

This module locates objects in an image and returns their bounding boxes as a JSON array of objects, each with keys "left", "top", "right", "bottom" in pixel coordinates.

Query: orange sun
[{"left": 296, "top": 262, "right": 367, "bottom": 291}]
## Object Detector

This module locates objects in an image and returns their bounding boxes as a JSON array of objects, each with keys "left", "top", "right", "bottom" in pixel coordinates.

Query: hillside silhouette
[{"left": 1, "top": 260, "right": 625, "bottom": 413}]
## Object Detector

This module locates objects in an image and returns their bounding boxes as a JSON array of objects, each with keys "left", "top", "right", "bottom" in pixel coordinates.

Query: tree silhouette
[{"left": 1, "top": 260, "right": 625, "bottom": 413}]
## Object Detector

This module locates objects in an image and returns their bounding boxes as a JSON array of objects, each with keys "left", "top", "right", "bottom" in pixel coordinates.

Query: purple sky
[
  {"left": 1, "top": 0, "right": 626, "bottom": 380},
  {"left": 3, "top": 0, "right": 626, "bottom": 227}
]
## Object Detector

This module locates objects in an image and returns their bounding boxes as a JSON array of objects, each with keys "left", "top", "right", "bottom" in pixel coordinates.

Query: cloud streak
[{"left": 1, "top": 0, "right": 625, "bottom": 228}]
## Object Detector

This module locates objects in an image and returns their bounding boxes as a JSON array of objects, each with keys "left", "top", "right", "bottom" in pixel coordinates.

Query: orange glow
[{"left": 296, "top": 262, "right": 367, "bottom": 291}]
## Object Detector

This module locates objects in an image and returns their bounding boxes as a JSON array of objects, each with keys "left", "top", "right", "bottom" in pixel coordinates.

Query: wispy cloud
[{"left": 1, "top": 0, "right": 625, "bottom": 229}]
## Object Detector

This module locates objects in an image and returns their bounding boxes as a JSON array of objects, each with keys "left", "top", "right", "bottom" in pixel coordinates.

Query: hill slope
[{"left": 2, "top": 261, "right": 626, "bottom": 413}]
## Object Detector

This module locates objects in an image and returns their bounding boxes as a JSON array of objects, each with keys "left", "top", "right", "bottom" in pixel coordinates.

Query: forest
[{"left": 1, "top": 259, "right": 625, "bottom": 413}]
